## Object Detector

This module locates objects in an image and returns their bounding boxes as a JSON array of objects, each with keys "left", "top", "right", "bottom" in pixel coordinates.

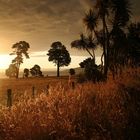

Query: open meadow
[
  {"left": 0, "top": 76, "right": 69, "bottom": 106},
  {"left": 0, "top": 68, "right": 139, "bottom": 140}
]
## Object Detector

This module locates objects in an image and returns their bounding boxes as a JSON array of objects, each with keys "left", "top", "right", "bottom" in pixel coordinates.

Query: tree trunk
[
  {"left": 102, "top": 17, "right": 107, "bottom": 80},
  {"left": 16, "top": 69, "right": 19, "bottom": 79},
  {"left": 85, "top": 47, "right": 94, "bottom": 58},
  {"left": 102, "top": 15, "right": 109, "bottom": 80},
  {"left": 16, "top": 64, "right": 20, "bottom": 79},
  {"left": 101, "top": 52, "right": 104, "bottom": 73},
  {"left": 103, "top": 50, "right": 108, "bottom": 80},
  {"left": 57, "top": 61, "right": 60, "bottom": 77},
  {"left": 104, "top": 20, "right": 110, "bottom": 80}
]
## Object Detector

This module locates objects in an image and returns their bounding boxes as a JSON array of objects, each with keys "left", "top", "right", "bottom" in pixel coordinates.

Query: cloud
[
  {"left": 30, "top": 51, "right": 47, "bottom": 58},
  {"left": 0, "top": 0, "right": 86, "bottom": 54},
  {"left": 0, "top": 1, "right": 84, "bottom": 36},
  {"left": 0, "top": 0, "right": 139, "bottom": 55},
  {"left": 0, "top": 0, "right": 84, "bottom": 32},
  {"left": 0, "top": 0, "right": 139, "bottom": 34}
]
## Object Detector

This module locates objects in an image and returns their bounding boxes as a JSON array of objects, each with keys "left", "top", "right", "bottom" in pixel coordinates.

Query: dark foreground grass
[{"left": 0, "top": 68, "right": 140, "bottom": 140}]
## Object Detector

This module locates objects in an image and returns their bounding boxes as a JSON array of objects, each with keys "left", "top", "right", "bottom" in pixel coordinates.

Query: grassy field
[
  {"left": 0, "top": 76, "right": 69, "bottom": 106},
  {"left": 0, "top": 68, "right": 140, "bottom": 140}
]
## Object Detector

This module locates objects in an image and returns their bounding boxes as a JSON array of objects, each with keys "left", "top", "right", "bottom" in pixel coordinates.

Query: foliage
[
  {"left": 108, "top": 22, "right": 140, "bottom": 78},
  {"left": 5, "top": 64, "right": 17, "bottom": 78},
  {"left": 10, "top": 41, "right": 30, "bottom": 78},
  {"left": 47, "top": 41, "right": 71, "bottom": 77},
  {"left": 72, "top": 0, "right": 132, "bottom": 80},
  {"left": 23, "top": 68, "right": 30, "bottom": 78},
  {"left": 93, "top": 0, "right": 131, "bottom": 78},
  {"left": 127, "top": 22, "right": 140, "bottom": 66},
  {"left": 0, "top": 68, "right": 140, "bottom": 140},
  {"left": 71, "top": 34, "right": 96, "bottom": 59},
  {"left": 30, "top": 65, "right": 43, "bottom": 77},
  {"left": 79, "top": 58, "right": 103, "bottom": 82},
  {"left": 69, "top": 68, "right": 75, "bottom": 75}
]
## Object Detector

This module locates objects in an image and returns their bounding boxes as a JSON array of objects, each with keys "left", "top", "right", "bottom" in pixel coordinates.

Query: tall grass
[{"left": 0, "top": 68, "right": 140, "bottom": 140}]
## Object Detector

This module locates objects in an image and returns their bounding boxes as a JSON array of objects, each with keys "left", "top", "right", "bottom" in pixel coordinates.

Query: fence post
[
  {"left": 7, "top": 89, "right": 12, "bottom": 108},
  {"left": 32, "top": 86, "right": 35, "bottom": 98}
]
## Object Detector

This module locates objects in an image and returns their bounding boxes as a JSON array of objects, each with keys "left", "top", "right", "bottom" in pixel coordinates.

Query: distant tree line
[
  {"left": 23, "top": 65, "right": 44, "bottom": 78},
  {"left": 6, "top": 64, "right": 44, "bottom": 78},
  {"left": 6, "top": 41, "right": 71, "bottom": 78}
]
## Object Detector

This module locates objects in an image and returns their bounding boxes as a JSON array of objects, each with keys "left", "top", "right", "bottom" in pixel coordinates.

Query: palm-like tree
[
  {"left": 108, "top": 0, "right": 131, "bottom": 77},
  {"left": 83, "top": 9, "right": 99, "bottom": 61},
  {"left": 127, "top": 22, "right": 140, "bottom": 66},
  {"left": 71, "top": 34, "right": 96, "bottom": 59},
  {"left": 83, "top": 9, "right": 98, "bottom": 36},
  {"left": 109, "top": 27, "right": 127, "bottom": 78},
  {"left": 82, "top": 1, "right": 110, "bottom": 79},
  {"left": 83, "top": 0, "right": 131, "bottom": 79},
  {"left": 111, "top": 0, "right": 131, "bottom": 27}
]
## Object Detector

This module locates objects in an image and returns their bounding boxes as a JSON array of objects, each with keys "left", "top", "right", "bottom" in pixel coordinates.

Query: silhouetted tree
[
  {"left": 5, "top": 64, "right": 17, "bottom": 78},
  {"left": 100, "top": 0, "right": 131, "bottom": 79},
  {"left": 83, "top": 9, "right": 98, "bottom": 59},
  {"left": 68, "top": 68, "right": 76, "bottom": 88},
  {"left": 30, "top": 65, "right": 43, "bottom": 77},
  {"left": 79, "top": 58, "right": 103, "bottom": 82},
  {"left": 47, "top": 41, "right": 71, "bottom": 77},
  {"left": 10, "top": 41, "right": 30, "bottom": 78},
  {"left": 107, "top": 22, "right": 140, "bottom": 78},
  {"left": 109, "top": 26, "right": 128, "bottom": 78},
  {"left": 79, "top": 58, "right": 95, "bottom": 68},
  {"left": 71, "top": 34, "right": 96, "bottom": 59},
  {"left": 23, "top": 68, "right": 29, "bottom": 78},
  {"left": 127, "top": 22, "right": 140, "bottom": 66},
  {"left": 69, "top": 68, "right": 75, "bottom": 75},
  {"left": 72, "top": 0, "right": 131, "bottom": 80}
]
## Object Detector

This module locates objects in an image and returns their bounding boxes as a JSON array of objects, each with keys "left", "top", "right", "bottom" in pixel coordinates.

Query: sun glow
[
  {"left": 0, "top": 52, "right": 101, "bottom": 70},
  {"left": 0, "top": 54, "right": 13, "bottom": 69}
]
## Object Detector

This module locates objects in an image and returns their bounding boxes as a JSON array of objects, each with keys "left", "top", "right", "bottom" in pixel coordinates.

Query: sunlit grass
[{"left": 0, "top": 67, "right": 140, "bottom": 140}]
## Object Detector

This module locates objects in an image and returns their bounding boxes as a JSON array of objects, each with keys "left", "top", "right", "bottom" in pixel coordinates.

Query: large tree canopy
[
  {"left": 47, "top": 41, "right": 71, "bottom": 77},
  {"left": 9, "top": 41, "right": 30, "bottom": 78},
  {"left": 5, "top": 64, "right": 17, "bottom": 78},
  {"left": 30, "top": 65, "right": 43, "bottom": 77}
]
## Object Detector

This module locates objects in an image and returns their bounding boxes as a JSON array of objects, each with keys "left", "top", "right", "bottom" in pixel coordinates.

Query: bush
[{"left": 79, "top": 58, "right": 104, "bottom": 82}]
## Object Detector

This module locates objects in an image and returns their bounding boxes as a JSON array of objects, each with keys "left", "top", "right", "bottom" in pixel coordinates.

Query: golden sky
[{"left": 0, "top": 0, "right": 139, "bottom": 69}]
